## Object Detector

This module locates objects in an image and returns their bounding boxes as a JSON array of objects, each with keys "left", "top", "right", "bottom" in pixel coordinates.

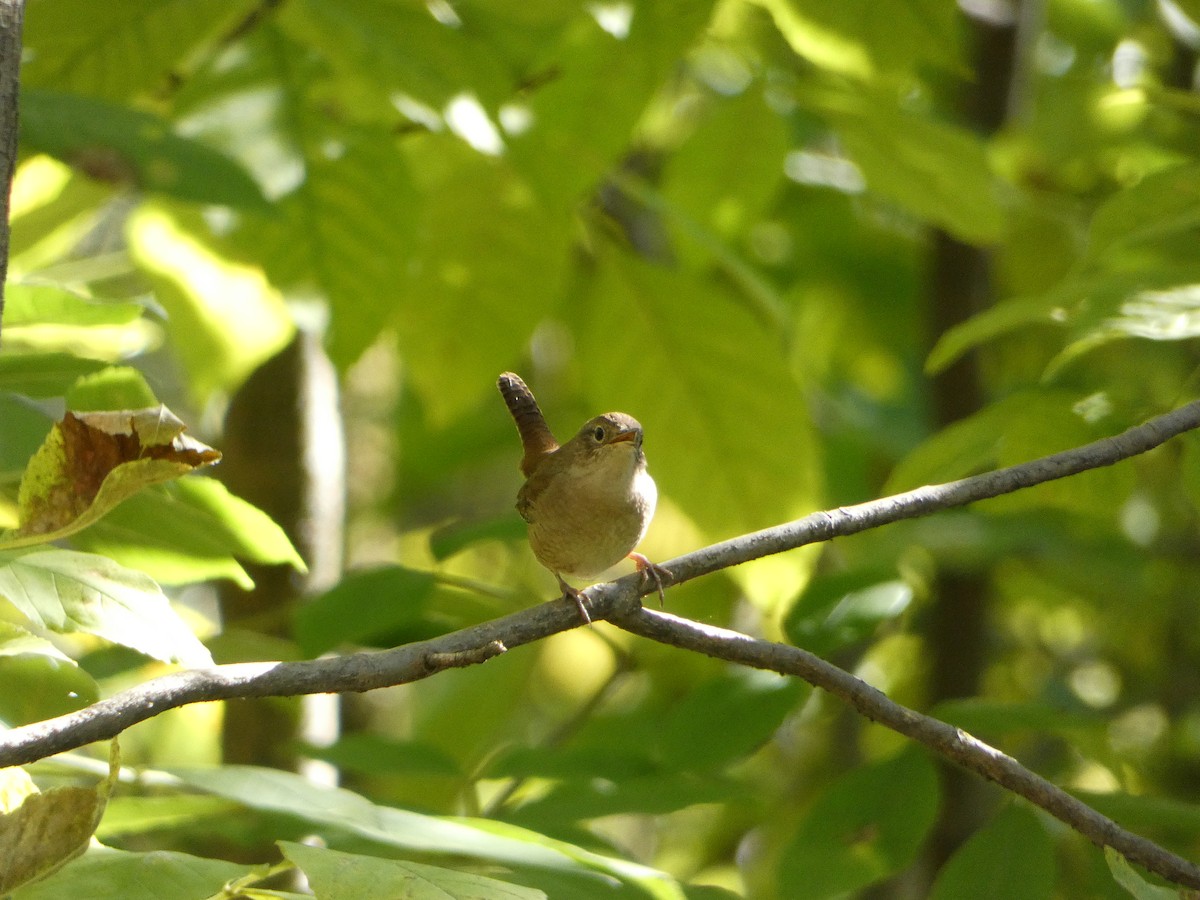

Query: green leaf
[
  {"left": 167, "top": 477, "right": 306, "bottom": 571},
  {"left": 429, "top": 516, "right": 527, "bottom": 562},
  {"left": 754, "top": 0, "right": 965, "bottom": 78},
  {"left": 66, "top": 367, "right": 159, "bottom": 412},
  {"left": 127, "top": 206, "right": 295, "bottom": 402},
  {"left": 299, "top": 734, "right": 464, "bottom": 779},
  {"left": 885, "top": 391, "right": 1131, "bottom": 521},
  {"left": 9, "top": 847, "right": 248, "bottom": 900},
  {"left": 584, "top": 252, "right": 820, "bottom": 542},
  {"left": 0, "top": 398, "right": 52, "bottom": 477},
  {"left": 95, "top": 794, "right": 240, "bottom": 841},
  {"left": 0, "top": 548, "right": 212, "bottom": 666},
  {"left": 294, "top": 566, "right": 437, "bottom": 656},
  {"left": 1041, "top": 267, "right": 1200, "bottom": 377},
  {"left": 930, "top": 805, "right": 1054, "bottom": 900},
  {"left": 167, "top": 765, "right": 682, "bottom": 893},
  {"left": 392, "top": 145, "right": 569, "bottom": 423},
  {"left": 1104, "top": 847, "right": 1179, "bottom": 900},
  {"left": 278, "top": 0, "right": 515, "bottom": 112},
  {"left": 280, "top": 842, "right": 549, "bottom": 900},
  {"left": 508, "top": 0, "right": 715, "bottom": 208},
  {"left": 659, "top": 84, "right": 790, "bottom": 253},
  {"left": 509, "top": 773, "right": 742, "bottom": 825},
  {"left": 583, "top": 253, "right": 821, "bottom": 607},
  {"left": 926, "top": 294, "right": 1067, "bottom": 375},
  {"left": 811, "top": 86, "right": 1002, "bottom": 243},
  {"left": 2, "top": 284, "right": 143, "bottom": 328},
  {"left": 785, "top": 570, "right": 914, "bottom": 656},
  {"left": 1077, "top": 282, "right": 1200, "bottom": 343},
  {"left": 0, "top": 622, "right": 99, "bottom": 726},
  {"left": 657, "top": 672, "right": 807, "bottom": 771},
  {"left": 289, "top": 132, "right": 421, "bottom": 370},
  {"left": 489, "top": 742, "right": 656, "bottom": 784},
  {"left": 22, "top": 0, "right": 257, "bottom": 101},
  {"left": 21, "top": 90, "right": 269, "bottom": 210},
  {"left": 777, "top": 748, "right": 940, "bottom": 899},
  {"left": 0, "top": 353, "right": 109, "bottom": 398},
  {"left": 70, "top": 478, "right": 305, "bottom": 589},
  {"left": 1086, "top": 163, "right": 1200, "bottom": 260}
]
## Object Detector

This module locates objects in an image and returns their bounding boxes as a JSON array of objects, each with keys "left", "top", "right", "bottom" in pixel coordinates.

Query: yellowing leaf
[
  {"left": 9, "top": 406, "right": 220, "bottom": 546},
  {"left": 0, "top": 744, "right": 119, "bottom": 894}
]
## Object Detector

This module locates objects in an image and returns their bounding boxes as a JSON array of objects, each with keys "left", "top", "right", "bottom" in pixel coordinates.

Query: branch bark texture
[
  {"left": 0, "top": 0, "right": 25, "bottom": 340},
  {"left": 3, "top": 400, "right": 1200, "bottom": 886}
]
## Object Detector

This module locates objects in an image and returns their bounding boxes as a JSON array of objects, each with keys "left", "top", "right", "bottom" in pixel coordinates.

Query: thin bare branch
[{"left": 3, "top": 399, "right": 1200, "bottom": 886}]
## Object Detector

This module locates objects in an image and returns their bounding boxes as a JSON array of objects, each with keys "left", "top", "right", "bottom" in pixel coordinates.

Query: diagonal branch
[
  {"left": 2, "top": 399, "right": 1200, "bottom": 886},
  {"left": 614, "top": 608, "right": 1200, "bottom": 889}
]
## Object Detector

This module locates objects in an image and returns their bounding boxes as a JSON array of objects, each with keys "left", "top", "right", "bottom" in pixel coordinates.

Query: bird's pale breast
[{"left": 523, "top": 445, "right": 657, "bottom": 579}]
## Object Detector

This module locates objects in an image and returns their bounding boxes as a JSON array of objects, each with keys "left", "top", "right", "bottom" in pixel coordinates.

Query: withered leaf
[{"left": 14, "top": 406, "right": 221, "bottom": 541}]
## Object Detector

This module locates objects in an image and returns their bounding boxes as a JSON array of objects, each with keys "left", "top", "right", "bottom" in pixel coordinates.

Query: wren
[{"left": 498, "top": 372, "right": 667, "bottom": 622}]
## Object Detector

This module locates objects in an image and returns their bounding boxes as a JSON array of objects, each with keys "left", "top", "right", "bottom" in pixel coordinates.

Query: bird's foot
[
  {"left": 555, "top": 574, "right": 592, "bottom": 625},
  {"left": 628, "top": 553, "right": 669, "bottom": 608}
]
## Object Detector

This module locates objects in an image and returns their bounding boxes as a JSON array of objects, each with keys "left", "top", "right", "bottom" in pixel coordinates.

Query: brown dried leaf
[{"left": 14, "top": 406, "right": 221, "bottom": 541}]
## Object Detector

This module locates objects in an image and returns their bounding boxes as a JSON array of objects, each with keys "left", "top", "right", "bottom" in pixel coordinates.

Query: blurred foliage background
[{"left": 4, "top": 0, "right": 1200, "bottom": 896}]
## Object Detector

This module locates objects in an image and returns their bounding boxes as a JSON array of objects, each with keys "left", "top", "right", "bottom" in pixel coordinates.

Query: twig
[{"left": 2, "top": 400, "right": 1200, "bottom": 886}]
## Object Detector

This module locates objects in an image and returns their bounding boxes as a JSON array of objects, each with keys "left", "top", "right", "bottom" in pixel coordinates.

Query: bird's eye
[{"left": 593, "top": 425, "right": 606, "bottom": 442}]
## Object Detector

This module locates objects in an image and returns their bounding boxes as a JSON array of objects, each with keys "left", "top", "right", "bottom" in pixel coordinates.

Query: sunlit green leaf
[
  {"left": 659, "top": 84, "right": 789, "bottom": 252},
  {"left": 279, "top": 0, "right": 516, "bottom": 112},
  {"left": 392, "top": 145, "right": 569, "bottom": 422},
  {"left": 0, "top": 548, "right": 212, "bottom": 666},
  {"left": 1104, "top": 847, "right": 1179, "bottom": 900},
  {"left": 754, "top": 0, "right": 965, "bottom": 77},
  {"left": 127, "top": 206, "right": 295, "bottom": 402},
  {"left": 65, "top": 366, "right": 158, "bottom": 412},
  {"left": 2, "top": 285, "right": 143, "bottom": 328},
  {"left": 508, "top": 0, "right": 714, "bottom": 208},
  {"left": 926, "top": 295, "right": 1067, "bottom": 375}
]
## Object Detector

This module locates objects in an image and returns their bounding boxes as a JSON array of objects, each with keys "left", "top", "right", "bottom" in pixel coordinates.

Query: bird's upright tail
[{"left": 498, "top": 372, "right": 559, "bottom": 476}]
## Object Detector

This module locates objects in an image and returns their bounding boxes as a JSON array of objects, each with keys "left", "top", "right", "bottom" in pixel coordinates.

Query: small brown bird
[{"left": 498, "top": 372, "right": 667, "bottom": 622}]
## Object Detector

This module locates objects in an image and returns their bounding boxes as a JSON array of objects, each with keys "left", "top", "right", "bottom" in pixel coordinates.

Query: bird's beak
[{"left": 611, "top": 429, "right": 639, "bottom": 446}]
